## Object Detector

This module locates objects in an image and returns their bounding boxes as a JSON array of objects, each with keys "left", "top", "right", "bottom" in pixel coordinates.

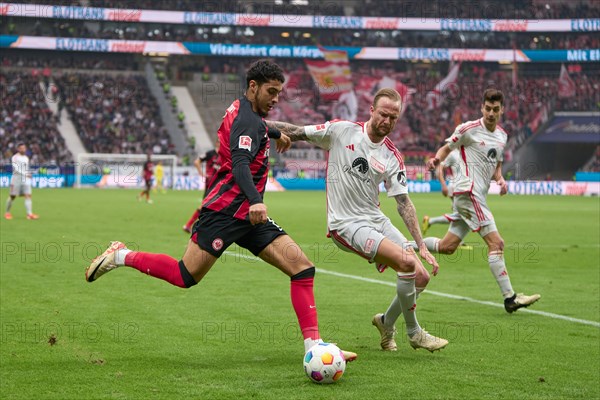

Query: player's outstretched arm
[
  {"left": 426, "top": 144, "right": 452, "bottom": 170},
  {"left": 395, "top": 194, "right": 440, "bottom": 275},
  {"left": 265, "top": 121, "right": 308, "bottom": 142},
  {"left": 275, "top": 133, "right": 292, "bottom": 153}
]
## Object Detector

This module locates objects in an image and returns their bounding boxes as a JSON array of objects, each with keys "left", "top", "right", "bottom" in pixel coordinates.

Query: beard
[{"left": 255, "top": 92, "right": 270, "bottom": 117}]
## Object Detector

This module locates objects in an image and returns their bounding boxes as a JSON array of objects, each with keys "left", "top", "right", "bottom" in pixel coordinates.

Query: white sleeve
[
  {"left": 446, "top": 123, "right": 472, "bottom": 151},
  {"left": 384, "top": 157, "right": 408, "bottom": 197},
  {"left": 304, "top": 121, "right": 333, "bottom": 150}
]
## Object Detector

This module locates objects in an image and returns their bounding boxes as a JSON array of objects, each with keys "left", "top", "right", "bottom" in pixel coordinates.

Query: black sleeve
[
  {"left": 232, "top": 164, "right": 262, "bottom": 205},
  {"left": 230, "top": 108, "right": 263, "bottom": 205},
  {"left": 267, "top": 125, "right": 281, "bottom": 139}
]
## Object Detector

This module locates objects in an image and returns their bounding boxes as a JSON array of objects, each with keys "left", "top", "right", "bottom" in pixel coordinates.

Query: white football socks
[
  {"left": 304, "top": 338, "right": 323, "bottom": 353},
  {"left": 488, "top": 251, "right": 514, "bottom": 299},
  {"left": 395, "top": 271, "right": 421, "bottom": 337},
  {"left": 114, "top": 249, "right": 132, "bottom": 265},
  {"left": 24, "top": 198, "right": 32, "bottom": 215},
  {"left": 429, "top": 216, "right": 448, "bottom": 225}
]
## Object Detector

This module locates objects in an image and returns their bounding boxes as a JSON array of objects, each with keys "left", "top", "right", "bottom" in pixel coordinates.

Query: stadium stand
[
  {"left": 1, "top": 70, "right": 72, "bottom": 164},
  {"left": 53, "top": 72, "right": 173, "bottom": 155},
  {"left": 2, "top": 0, "right": 598, "bottom": 180}
]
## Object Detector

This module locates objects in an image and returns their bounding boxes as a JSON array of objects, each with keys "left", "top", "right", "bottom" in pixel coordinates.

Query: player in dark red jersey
[
  {"left": 137, "top": 154, "right": 153, "bottom": 204},
  {"left": 182, "top": 140, "right": 221, "bottom": 233},
  {"left": 85, "top": 60, "right": 357, "bottom": 362}
]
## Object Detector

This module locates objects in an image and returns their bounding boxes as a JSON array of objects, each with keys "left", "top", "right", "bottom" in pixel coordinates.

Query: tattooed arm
[
  {"left": 265, "top": 121, "right": 308, "bottom": 142},
  {"left": 395, "top": 194, "right": 424, "bottom": 247},
  {"left": 395, "top": 193, "right": 440, "bottom": 274}
]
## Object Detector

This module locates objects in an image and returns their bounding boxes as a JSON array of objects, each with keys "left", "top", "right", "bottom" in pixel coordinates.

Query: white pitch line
[{"left": 223, "top": 251, "right": 600, "bottom": 328}]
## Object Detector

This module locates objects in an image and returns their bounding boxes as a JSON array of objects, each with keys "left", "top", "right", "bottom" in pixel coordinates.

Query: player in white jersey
[
  {"left": 268, "top": 88, "right": 448, "bottom": 352},
  {"left": 424, "top": 89, "right": 540, "bottom": 313},
  {"left": 5, "top": 143, "right": 39, "bottom": 220},
  {"left": 421, "top": 149, "right": 463, "bottom": 234}
]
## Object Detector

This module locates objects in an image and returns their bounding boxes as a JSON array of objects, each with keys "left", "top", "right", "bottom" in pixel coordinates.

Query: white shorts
[
  {"left": 450, "top": 193, "right": 497, "bottom": 239},
  {"left": 329, "top": 218, "right": 408, "bottom": 263},
  {"left": 10, "top": 177, "right": 32, "bottom": 196}
]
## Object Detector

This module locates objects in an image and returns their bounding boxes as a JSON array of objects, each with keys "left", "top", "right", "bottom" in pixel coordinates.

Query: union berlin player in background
[{"left": 85, "top": 59, "right": 357, "bottom": 361}]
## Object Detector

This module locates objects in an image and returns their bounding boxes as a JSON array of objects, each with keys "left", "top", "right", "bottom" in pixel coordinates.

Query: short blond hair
[{"left": 373, "top": 88, "right": 401, "bottom": 108}]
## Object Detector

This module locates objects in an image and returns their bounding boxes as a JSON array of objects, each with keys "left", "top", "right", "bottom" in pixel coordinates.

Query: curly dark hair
[{"left": 246, "top": 59, "right": 285, "bottom": 89}]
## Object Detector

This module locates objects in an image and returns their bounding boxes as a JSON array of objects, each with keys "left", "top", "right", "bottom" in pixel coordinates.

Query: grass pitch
[{"left": 1, "top": 188, "right": 598, "bottom": 399}]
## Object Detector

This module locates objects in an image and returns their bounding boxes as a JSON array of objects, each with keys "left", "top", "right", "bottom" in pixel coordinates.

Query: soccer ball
[{"left": 303, "top": 342, "right": 346, "bottom": 384}]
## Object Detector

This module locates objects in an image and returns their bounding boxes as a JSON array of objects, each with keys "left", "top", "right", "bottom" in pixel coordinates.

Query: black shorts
[{"left": 192, "top": 208, "right": 287, "bottom": 257}]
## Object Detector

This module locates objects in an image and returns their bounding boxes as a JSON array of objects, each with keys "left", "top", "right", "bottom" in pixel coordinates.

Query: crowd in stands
[
  {"left": 1, "top": 53, "right": 138, "bottom": 71},
  {"left": 13, "top": 0, "right": 599, "bottom": 19},
  {"left": 54, "top": 73, "right": 174, "bottom": 155},
  {"left": 581, "top": 146, "right": 600, "bottom": 173},
  {"left": 1, "top": 72, "right": 71, "bottom": 165},
  {"left": 272, "top": 61, "right": 599, "bottom": 166}
]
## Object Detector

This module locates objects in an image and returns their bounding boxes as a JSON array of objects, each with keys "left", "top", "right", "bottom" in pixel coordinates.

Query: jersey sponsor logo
[
  {"left": 239, "top": 135, "right": 252, "bottom": 151},
  {"left": 351, "top": 157, "right": 369, "bottom": 174},
  {"left": 397, "top": 170, "right": 407, "bottom": 186},
  {"left": 370, "top": 156, "right": 385, "bottom": 173},
  {"left": 487, "top": 148, "right": 498, "bottom": 160},
  {"left": 212, "top": 238, "right": 224, "bottom": 251},
  {"left": 342, "top": 157, "right": 371, "bottom": 183},
  {"left": 345, "top": 144, "right": 355, "bottom": 151}
]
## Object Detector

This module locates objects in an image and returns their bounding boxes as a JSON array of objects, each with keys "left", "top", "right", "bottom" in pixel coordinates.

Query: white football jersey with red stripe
[
  {"left": 305, "top": 120, "right": 408, "bottom": 230},
  {"left": 446, "top": 118, "right": 507, "bottom": 196}
]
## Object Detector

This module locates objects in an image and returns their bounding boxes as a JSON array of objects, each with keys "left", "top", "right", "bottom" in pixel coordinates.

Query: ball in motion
[{"left": 303, "top": 342, "right": 346, "bottom": 384}]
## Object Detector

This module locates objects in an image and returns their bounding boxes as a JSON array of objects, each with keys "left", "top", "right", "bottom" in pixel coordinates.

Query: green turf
[{"left": 1, "top": 189, "right": 598, "bottom": 399}]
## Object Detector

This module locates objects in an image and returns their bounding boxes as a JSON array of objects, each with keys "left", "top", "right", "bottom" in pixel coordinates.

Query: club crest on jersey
[
  {"left": 212, "top": 238, "right": 224, "bottom": 251},
  {"left": 370, "top": 156, "right": 385, "bottom": 173},
  {"left": 239, "top": 136, "right": 252, "bottom": 151},
  {"left": 487, "top": 148, "right": 498, "bottom": 160},
  {"left": 397, "top": 170, "right": 407, "bottom": 186}
]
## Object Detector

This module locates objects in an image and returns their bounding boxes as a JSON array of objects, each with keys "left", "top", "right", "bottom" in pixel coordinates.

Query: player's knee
[
  {"left": 415, "top": 269, "right": 430, "bottom": 288},
  {"left": 397, "top": 254, "right": 417, "bottom": 273},
  {"left": 491, "top": 238, "right": 504, "bottom": 252}
]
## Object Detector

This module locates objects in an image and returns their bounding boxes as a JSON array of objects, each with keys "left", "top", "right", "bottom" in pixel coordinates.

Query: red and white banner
[
  {"left": 426, "top": 62, "right": 461, "bottom": 109},
  {"left": 305, "top": 47, "right": 353, "bottom": 101},
  {"left": 558, "top": 63, "right": 576, "bottom": 98},
  {"left": 378, "top": 76, "right": 415, "bottom": 117}
]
